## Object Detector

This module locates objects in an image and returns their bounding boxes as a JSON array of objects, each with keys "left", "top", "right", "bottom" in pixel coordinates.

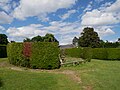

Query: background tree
[
  {"left": 31, "top": 35, "right": 43, "bottom": 42},
  {"left": 72, "top": 37, "right": 79, "bottom": 46},
  {"left": 43, "top": 33, "right": 59, "bottom": 43},
  {"left": 23, "top": 38, "right": 31, "bottom": 42},
  {"left": 0, "top": 34, "right": 9, "bottom": 45},
  {"left": 78, "top": 27, "right": 100, "bottom": 48},
  {"left": 23, "top": 33, "right": 59, "bottom": 43}
]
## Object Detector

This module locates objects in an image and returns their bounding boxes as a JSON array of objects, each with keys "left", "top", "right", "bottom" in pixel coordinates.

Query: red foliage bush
[{"left": 23, "top": 42, "right": 32, "bottom": 58}]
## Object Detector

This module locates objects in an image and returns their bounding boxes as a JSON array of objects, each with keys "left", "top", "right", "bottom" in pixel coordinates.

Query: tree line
[{"left": 0, "top": 27, "right": 120, "bottom": 48}]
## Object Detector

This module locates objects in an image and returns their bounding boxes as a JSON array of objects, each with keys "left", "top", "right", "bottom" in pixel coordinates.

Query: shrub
[
  {"left": 92, "top": 48, "right": 120, "bottom": 60},
  {"left": 64, "top": 48, "right": 83, "bottom": 58},
  {"left": 64, "top": 47, "right": 92, "bottom": 62},
  {"left": 30, "top": 42, "right": 60, "bottom": 69},
  {"left": 107, "top": 48, "right": 120, "bottom": 60},
  {"left": 0, "top": 45, "right": 7, "bottom": 58},
  {"left": 80, "top": 47, "right": 92, "bottom": 62},
  {"left": 92, "top": 48, "right": 108, "bottom": 60},
  {"left": 7, "top": 42, "right": 60, "bottom": 69},
  {"left": 7, "top": 43, "right": 26, "bottom": 66}
]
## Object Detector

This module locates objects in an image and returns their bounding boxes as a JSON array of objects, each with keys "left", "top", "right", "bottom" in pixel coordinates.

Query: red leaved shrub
[{"left": 23, "top": 42, "right": 32, "bottom": 58}]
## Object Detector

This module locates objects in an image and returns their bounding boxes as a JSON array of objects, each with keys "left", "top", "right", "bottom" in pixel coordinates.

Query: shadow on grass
[{"left": 0, "top": 78, "right": 3, "bottom": 87}]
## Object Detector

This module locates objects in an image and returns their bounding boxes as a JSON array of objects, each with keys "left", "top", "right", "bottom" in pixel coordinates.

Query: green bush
[
  {"left": 30, "top": 42, "right": 60, "bottom": 69},
  {"left": 0, "top": 45, "right": 7, "bottom": 58},
  {"left": 80, "top": 47, "right": 92, "bottom": 62},
  {"left": 107, "top": 48, "right": 120, "bottom": 60},
  {"left": 92, "top": 48, "right": 120, "bottom": 60},
  {"left": 7, "top": 43, "right": 26, "bottom": 66},
  {"left": 64, "top": 48, "right": 83, "bottom": 58},
  {"left": 92, "top": 48, "right": 108, "bottom": 60},
  {"left": 7, "top": 42, "right": 60, "bottom": 69},
  {"left": 64, "top": 47, "right": 92, "bottom": 62}
]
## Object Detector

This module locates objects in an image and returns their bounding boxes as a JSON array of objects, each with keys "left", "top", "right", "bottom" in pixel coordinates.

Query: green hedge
[
  {"left": 7, "top": 42, "right": 60, "bottom": 69},
  {"left": 7, "top": 43, "right": 26, "bottom": 66},
  {"left": 30, "top": 42, "right": 60, "bottom": 69},
  {"left": 0, "top": 45, "right": 7, "bottom": 58},
  {"left": 64, "top": 48, "right": 83, "bottom": 58},
  {"left": 64, "top": 47, "right": 92, "bottom": 62},
  {"left": 64, "top": 48, "right": 120, "bottom": 60},
  {"left": 92, "top": 48, "right": 120, "bottom": 60}
]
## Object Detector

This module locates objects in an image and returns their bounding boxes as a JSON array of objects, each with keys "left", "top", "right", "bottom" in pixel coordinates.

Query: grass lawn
[{"left": 0, "top": 58, "right": 120, "bottom": 90}]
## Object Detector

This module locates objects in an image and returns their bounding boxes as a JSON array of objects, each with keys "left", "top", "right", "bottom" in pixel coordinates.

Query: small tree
[
  {"left": 79, "top": 27, "right": 100, "bottom": 48},
  {"left": 0, "top": 34, "right": 9, "bottom": 45}
]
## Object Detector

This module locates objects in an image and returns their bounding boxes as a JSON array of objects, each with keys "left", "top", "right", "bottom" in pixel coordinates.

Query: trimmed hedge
[
  {"left": 30, "top": 42, "right": 60, "bottom": 69},
  {"left": 64, "top": 48, "right": 120, "bottom": 60},
  {"left": 0, "top": 45, "right": 7, "bottom": 58},
  {"left": 92, "top": 48, "right": 120, "bottom": 60},
  {"left": 64, "top": 47, "right": 92, "bottom": 62},
  {"left": 64, "top": 48, "right": 83, "bottom": 58},
  {"left": 7, "top": 43, "right": 26, "bottom": 66},
  {"left": 7, "top": 42, "right": 60, "bottom": 69}
]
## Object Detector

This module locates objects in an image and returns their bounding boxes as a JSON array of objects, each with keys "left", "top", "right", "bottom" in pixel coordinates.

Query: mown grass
[
  {"left": 0, "top": 58, "right": 81, "bottom": 90},
  {"left": 0, "top": 58, "right": 120, "bottom": 90}
]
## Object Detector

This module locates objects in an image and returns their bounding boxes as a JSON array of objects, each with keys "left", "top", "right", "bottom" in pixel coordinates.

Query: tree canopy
[
  {"left": 78, "top": 27, "right": 100, "bottom": 48},
  {"left": 23, "top": 33, "right": 59, "bottom": 43},
  {"left": 0, "top": 34, "right": 9, "bottom": 45}
]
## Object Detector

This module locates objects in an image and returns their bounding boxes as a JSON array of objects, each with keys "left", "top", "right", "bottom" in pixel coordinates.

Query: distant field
[{"left": 0, "top": 58, "right": 120, "bottom": 90}]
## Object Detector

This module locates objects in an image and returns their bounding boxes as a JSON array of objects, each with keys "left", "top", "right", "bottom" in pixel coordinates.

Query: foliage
[
  {"left": 92, "top": 48, "right": 108, "bottom": 60},
  {"left": 79, "top": 27, "right": 100, "bottom": 48},
  {"left": 64, "top": 48, "right": 83, "bottom": 58},
  {"left": 0, "top": 45, "right": 7, "bottom": 58},
  {"left": 31, "top": 35, "right": 43, "bottom": 42},
  {"left": 92, "top": 48, "right": 120, "bottom": 60},
  {"left": 43, "top": 33, "right": 59, "bottom": 43},
  {"left": 7, "top": 43, "right": 26, "bottom": 66},
  {"left": 0, "top": 34, "right": 9, "bottom": 45},
  {"left": 23, "top": 33, "right": 59, "bottom": 43},
  {"left": 30, "top": 42, "right": 60, "bottom": 69},
  {"left": 23, "top": 42, "right": 32, "bottom": 58},
  {"left": 23, "top": 38, "right": 31, "bottom": 42},
  {"left": 0, "top": 78, "right": 3, "bottom": 87},
  {"left": 7, "top": 42, "right": 60, "bottom": 69},
  {"left": 64, "top": 47, "right": 92, "bottom": 62}
]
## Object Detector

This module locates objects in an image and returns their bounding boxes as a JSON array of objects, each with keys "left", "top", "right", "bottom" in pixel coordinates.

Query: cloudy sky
[{"left": 0, "top": 0, "right": 120, "bottom": 45}]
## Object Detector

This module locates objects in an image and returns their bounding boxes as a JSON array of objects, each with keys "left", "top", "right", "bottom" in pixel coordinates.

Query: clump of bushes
[
  {"left": 0, "top": 45, "right": 7, "bottom": 58},
  {"left": 92, "top": 48, "right": 120, "bottom": 60},
  {"left": 7, "top": 42, "right": 60, "bottom": 69}
]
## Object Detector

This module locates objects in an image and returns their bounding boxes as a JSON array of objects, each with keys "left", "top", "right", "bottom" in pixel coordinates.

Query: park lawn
[
  {"left": 0, "top": 58, "right": 120, "bottom": 90},
  {"left": 0, "top": 58, "right": 81, "bottom": 90}
]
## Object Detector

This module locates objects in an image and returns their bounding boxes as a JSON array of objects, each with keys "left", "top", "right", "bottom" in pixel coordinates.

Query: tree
[
  {"left": 31, "top": 35, "right": 43, "bottom": 42},
  {"left": 72, "top": 37, "right": 79, "bottom": 47},
  {"left": 78, "top": 27, "right": 100, "bottom": 48},
  {"left": 0, "top": 34, "right": 9, "bottom": 45},
  {"left": 43, "top": 33, "right": 59, "bottom": 43},
  {"left": 23, "top": 38, "right": 31, "bottom": 42},
  {"left": 23, "top": 33, "right": 59, "bottom": 43}
]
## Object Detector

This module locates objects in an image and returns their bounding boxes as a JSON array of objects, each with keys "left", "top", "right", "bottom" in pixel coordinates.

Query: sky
[{"left": 0, "top": 0, "right": 120, "bottom": 45}]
